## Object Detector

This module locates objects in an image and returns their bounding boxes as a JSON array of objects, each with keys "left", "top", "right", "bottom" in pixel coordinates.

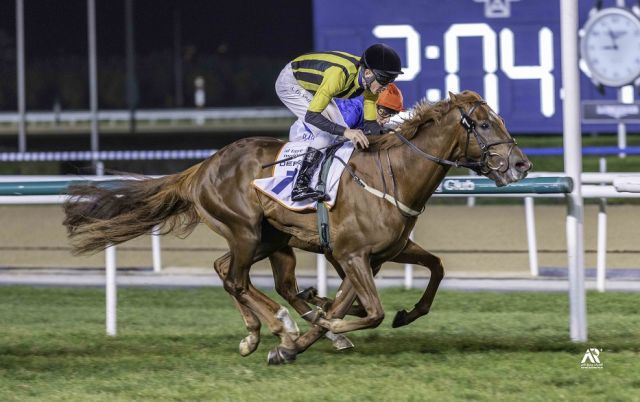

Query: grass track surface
[{"left": 1, "top": 287, "right": 639, "bottom": 401}]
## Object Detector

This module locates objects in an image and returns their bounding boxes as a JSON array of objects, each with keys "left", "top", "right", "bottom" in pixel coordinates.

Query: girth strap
[
  {"left": 332, "top": 154, "right": 423, "bottom": 217},
  {"left": 315, "top": 146, "right": 339, "bottom": 251},
  {"left": 354, "top": 178, "right": 422, "bottom": 216}
]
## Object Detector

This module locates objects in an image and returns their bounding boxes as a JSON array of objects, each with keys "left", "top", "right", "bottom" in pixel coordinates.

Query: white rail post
[
  {"left": 95, "top": 161, "right": 104, "bottom": 176},
  {"left": 524, "top": 197, "right": 539, "bottom": 276},
  {"left": 317, "top": 254, "right": 327, "bottom": 297},
  {"left": 561, "top": 0, "right": 587, "bottom": 342},
  {"left": 151, "top": 225, "right": 162, "bottom": 273},
  {"left": 596, "top": 158, "right": 607, "bottom": 292},
  {"left": 466, "top": 169, "right": 476, "bottom": 207},
  {"left": 105, "top": 244, "right": 117, "bottom": 336},
  {"left": 404, "top": 231, "right": 414, "bottom": 290}
]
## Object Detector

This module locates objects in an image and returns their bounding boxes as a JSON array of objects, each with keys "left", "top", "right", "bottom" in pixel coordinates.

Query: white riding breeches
[{"left": 275, "top": 64, "right": 347, "bottom": 149}]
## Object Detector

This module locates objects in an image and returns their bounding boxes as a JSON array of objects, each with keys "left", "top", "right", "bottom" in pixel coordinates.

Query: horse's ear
[{"left": 448, "top": 91, "right": 456, "bottom": 101}]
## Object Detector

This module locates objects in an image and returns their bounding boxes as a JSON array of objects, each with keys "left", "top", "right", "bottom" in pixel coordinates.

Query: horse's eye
[{"left": 480, "top": 122, "right": 490, "bottom": 130}]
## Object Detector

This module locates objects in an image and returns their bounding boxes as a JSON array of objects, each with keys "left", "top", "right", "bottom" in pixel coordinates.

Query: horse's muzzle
[{"left": 489, "top": 155, "right": 532, "bottom": 187}]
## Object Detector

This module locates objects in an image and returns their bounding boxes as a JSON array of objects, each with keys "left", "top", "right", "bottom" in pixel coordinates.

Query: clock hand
[
  {"left": 611, "top": 30, "right": 627, "bottom": 39},
  {"left": 607, "top": 29, "right": 619, "bottom": 50}
]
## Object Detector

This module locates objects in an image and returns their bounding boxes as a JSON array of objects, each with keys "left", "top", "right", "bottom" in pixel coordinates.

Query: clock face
[{"left": 580, "top": 8, "right": 640, "bottom": 87}]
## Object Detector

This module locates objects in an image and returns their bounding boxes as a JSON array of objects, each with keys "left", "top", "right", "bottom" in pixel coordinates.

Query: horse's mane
[{"left": 367, "top": 90, "right": 483, "bottom": 151}]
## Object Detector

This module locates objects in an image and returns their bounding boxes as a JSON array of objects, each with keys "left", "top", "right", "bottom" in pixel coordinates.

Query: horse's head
[{"left": 448, "top": 91, "right": 531, "bottom": 186}]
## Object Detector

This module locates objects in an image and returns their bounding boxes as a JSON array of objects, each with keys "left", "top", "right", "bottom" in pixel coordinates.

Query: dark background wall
[{"left": 0, "top": 0, "right": 313, "bottom": 110}]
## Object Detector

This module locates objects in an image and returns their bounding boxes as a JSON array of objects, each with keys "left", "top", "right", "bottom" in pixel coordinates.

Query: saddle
[
  {"left": 252, "top": 141, "right": 354, "bottom": 212},
  {"left": 253, "top": 141, "right": 353, "bottom": 251}
]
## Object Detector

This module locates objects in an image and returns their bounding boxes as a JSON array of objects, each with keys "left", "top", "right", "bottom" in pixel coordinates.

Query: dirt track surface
[{"left": 1, "top": 204, "right": 638, "bottom": 277}]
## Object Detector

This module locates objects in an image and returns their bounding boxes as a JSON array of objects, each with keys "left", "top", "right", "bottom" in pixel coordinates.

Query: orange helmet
[{"left": 376, "top": 83, "right": 404, "bottom": 112}]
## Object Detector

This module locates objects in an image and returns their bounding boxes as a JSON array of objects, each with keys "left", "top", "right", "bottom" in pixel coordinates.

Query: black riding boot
[{"left": 291, "top": 148, "right": 326, "bottom": 201}]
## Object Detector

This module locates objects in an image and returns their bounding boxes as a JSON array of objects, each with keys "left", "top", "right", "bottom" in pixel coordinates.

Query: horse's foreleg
[
  {"left": 270, "top": 247, "right": 354, "bottom": 350},
  {"left": 388, "top": 240, "right": 444, "bottom": 328},
  {"left": 294, "top": 277, "right": 359, "bottom": 353},
  {"left": 315, "top": 252, "right": 385, "bottom": 334},
  {"left": 297, "top": 253, "right": 369, "bottom": 318}
]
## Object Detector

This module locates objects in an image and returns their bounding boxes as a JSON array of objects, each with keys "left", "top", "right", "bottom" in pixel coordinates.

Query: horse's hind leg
[
  {"left": 214, "top": 253, "right": 261, "bottom": 356},
  {"left": 224, "top": 238, "right": 309, "bottom": 365},
  {"left": 198, "top": 198, "right": 301, "bottom": 362},
  {"left": 388, "top": 240, "right": 444, "bottom": 328},
  {"left": 270, "top": 247, "right": 311, "bottom": 317},
  {"left": 270, "top": 247, "right": 354, "bottom": 350},
  {"left": 215, "top": 246, "right": 302, "bottom": 362}
]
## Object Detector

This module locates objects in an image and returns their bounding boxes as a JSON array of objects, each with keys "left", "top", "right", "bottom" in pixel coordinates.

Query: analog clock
[{"left": 580, "top": 7, "right": 640, "bottom": 87}]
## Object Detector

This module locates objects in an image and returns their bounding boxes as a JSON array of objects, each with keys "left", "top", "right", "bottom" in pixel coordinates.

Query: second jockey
[{"left": 289, "top": 83, "right": 405, "bottom": 144}]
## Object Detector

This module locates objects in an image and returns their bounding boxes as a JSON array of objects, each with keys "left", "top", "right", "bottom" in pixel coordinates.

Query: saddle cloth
[{"left": 253, "top": 141, "right": 355, "bottom": 211}]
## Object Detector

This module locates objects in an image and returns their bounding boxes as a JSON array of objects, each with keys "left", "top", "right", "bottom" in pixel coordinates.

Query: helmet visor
[{"left": 373, "top": 70, "right": 398, "bottom": 86}]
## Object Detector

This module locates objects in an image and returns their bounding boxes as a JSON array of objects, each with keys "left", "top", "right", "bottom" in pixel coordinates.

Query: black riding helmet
[{"left": 361, "top": 43, "right": 404, "bottom": 86}]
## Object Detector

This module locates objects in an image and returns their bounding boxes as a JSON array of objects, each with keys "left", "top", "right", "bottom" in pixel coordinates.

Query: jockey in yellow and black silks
[
  {"left": 275, "top": 43, "right": 403, "bottom": 202},
  {"left": 289, "top": 83, "right": 405, "bottom": 144}
]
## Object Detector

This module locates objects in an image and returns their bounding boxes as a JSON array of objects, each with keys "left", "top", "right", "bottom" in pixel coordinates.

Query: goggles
[{"left": 377, "top": 105, "right": 397, "bottom": 119}]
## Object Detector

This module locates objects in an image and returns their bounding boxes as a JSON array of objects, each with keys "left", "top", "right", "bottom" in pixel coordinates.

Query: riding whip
[{"left": 261, "top": 138, "right": 349, "bottom": 169}]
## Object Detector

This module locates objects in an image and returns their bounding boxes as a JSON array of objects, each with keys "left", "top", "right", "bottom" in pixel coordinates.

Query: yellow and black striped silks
[{"left": 291, "top": 51, "right": 377, "bottom": 121}]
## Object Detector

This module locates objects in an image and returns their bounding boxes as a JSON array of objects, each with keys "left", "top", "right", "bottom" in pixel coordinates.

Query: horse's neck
[{"left": 392, "top": 123, "right": 458, "bottom": 209}]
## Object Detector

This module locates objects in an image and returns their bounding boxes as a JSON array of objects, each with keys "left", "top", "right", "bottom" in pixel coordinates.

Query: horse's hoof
[
  {"left": 325, "top": 332, "right": 355, "bottom": 351},
  {"left": 392, "top": 309, "right": 409, "bottom": 328},
  {"left": 316, "top": 297, "right": 334, "bottom": 311},
  {"left": 267, "top": 346, "right": 297, "bottom": 365},
  {"left": 301, "top": 306, "right": 326, "bottom": 324},
  {"left": 239, "top": 335, "right": 259, "bottom": 357},
  {"left": 296, "top": 287, "right": 318, "bottom": 301}
]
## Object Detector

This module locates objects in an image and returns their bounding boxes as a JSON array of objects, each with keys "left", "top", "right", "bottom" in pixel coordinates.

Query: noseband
[{"left": 393, "top": 100, "right": 517, "bottom": 174}]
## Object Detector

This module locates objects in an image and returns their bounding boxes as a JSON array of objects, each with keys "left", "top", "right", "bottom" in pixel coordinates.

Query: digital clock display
[{"left": 313, "top": 0, "right": 638, "bottom": 133}]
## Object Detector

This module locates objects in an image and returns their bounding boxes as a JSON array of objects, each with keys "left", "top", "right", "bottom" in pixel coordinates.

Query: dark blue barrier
[
  {"left": 0, "top": 149, "right": 216, "bottom": 162},
  {"left": 523, "top": 146, "right": 640, "bottom": 156}
]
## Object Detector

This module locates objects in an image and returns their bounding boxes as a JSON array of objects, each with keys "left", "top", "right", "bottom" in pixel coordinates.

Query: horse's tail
[{"left": 63, "top": 163, "right": 202, "bottom": 255}]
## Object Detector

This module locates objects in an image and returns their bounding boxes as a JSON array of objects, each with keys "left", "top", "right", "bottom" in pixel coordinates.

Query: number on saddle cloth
[{"left": 272, "top": 170, "right": 297, "bottom": 195}]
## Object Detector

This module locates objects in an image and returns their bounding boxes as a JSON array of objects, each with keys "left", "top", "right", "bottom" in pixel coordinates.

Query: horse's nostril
[{"left": 515, "top": 160, "right": 532, "bottom": 172}]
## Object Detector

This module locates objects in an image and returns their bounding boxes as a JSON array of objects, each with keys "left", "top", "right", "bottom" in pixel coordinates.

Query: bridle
[{"left": 393, "top": 100, "right": 517, "bottom": 175}]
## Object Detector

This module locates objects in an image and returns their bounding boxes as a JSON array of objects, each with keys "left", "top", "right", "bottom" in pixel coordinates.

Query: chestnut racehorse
[{"left": 63, "top": 91, "right": 531, "bottom": 364}]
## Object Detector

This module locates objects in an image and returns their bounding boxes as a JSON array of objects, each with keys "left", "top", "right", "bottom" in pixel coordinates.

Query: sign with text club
[{"left": 313, "top": 0, "right": 639, "bottom": 134}]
